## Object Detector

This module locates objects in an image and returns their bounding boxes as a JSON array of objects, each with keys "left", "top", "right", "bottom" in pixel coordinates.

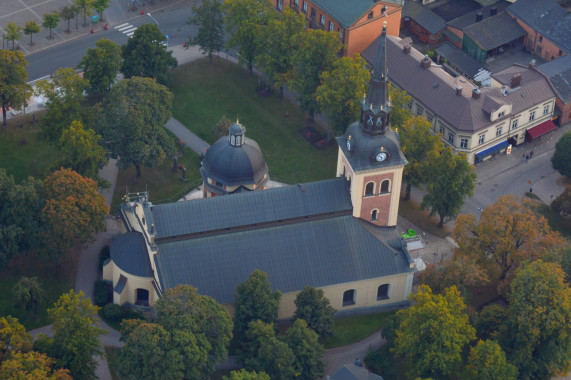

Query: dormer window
[{"left": 498, "top": 111, "right": 505, "bottom": 118}]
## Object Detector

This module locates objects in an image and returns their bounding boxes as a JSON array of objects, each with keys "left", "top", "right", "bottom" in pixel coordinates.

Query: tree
[
  {"left": 153, "top": 285, "right": 233, "bottom": 378},
  {"left": 59, "top": 120, "right": 108, "bottom": 183},
  {"left": 224, "top": 369, "right": 270, "bottom": 380},
  {"left": 421, "top": 147, "right": 476, "bottom": 227},
  {"left": 60, "top": 6, "right": 75, "bottom": 33},
  {"left": 41, "top": 168, "right": 108, "bottom": 259},
  {"left": 475, "top": 304, "right": 509, "bottom": 342},
  {"left": 121, "top": 24, "right": 177, "bottom": 85},
  {"left": 241, "top": 320, "right": 276, "bottom": 368},
  {"left": 92, "top": 0, "right": 110, "bottom": 21},
  {"left": 75, "top": 0, "right": 94, "bottom": 26},
  {"left": 256, "top": 7, "right": 305, "bottom": 97},
  {"left": 551, "top": 186, "right": 571, "bottom": 221},
  {"left": 393, "top": 285, "right": 476, "bottom": 379},
  {"left": 399, "top": 115, "right": 443, "bottom": 200},
  {"left": 505, "top": 260, "right": 571, "bottom": 379},
  {"left": 288, "top": 29, "right": 343, "bottom": 119},
  {"left": 187, "top": 0, "right": 225, "bottom": 64},
  {"left": 118, "top": 320, "right": 184, "bottom": 380},
  {"left": 464, "top": 340, "right": 518, "bottom": 380},
  {"left": 79, "top": 38, "right": 122, "bottom": 95},
  {"left": 5, "top": 23, "right": 22, "bottom": 51},
  {"left": 213, "top": 115, "right": 233, "bottom": 138},
  {"left": 0, "top": 316, "right": 33, "bottom": 363},
  {"left": 13, "top": 277, "right": 44, "bottom": 318},
  {"left": 316, "top": 54, "right": 370, "bottom": 137},
  {"left": 224, "top": 0, "right": 274, "bottom": 72},
  {"left": 0, "top": 50, "right": 32, "bottom": 126},
  {"left": 388, "top": 83, "right": 412, "bottom": 129},
  {"left": 552, "top": 131, "right": 571, "bottom": 177},
  {"left": 43, "top": 13, "right": 60, "bottom": 40},
  {"left": 453, "top": 195, "right": 565, "bottom": 282},
  {"left": 417, "top": 257, "right": 489, "bottom": 296},
  {"left": 0, "top": 351, "right": 71, "bottom": 380},
  {"left": 97, "top": 77, "right": 175, "bottom": 177},
  {"left": 24, "top": 21, "right": 40, "bottom": 46},
  {"left": 233, "top": 270, "right": 281, "bottom": 344},
  {"left": 255, "top": 337, "right": 295, "bottom": 380},
  {"left": 0, "top": 169, "right": 44, "bottom": 268},
  {"left": 293, "top": 286, "right": 336, "bottom": 338},
  {"left": 282, "top": 319, "right": 325, "bottom": 380}
]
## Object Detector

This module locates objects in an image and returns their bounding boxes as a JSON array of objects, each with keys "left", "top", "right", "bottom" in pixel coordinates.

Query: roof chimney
[
  {"left": 490, "top": 6, "right": 497, "bottom": 16},
  {"left": 472, "top": 88, "right": 481, "bottom": 99},
  {"left": 455, "top": 86, "right": 463, "bottom": 96},
  {"left": 476, "top": 12, "right": 483, "bottom": 22},
  {"left": 421, "top": 54, "right": 431, "bottom": 68},
  {"left": 511, "top": 73, "right": 522, "bottom": 88},
  {"left": 529, "top": 59, "right": 536, "bottom": 68},
  {"left": 403, "top": 44, "right": 411, "bottom": 54}
]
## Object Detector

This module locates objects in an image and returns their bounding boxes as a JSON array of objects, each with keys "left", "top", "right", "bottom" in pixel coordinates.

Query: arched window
[
  {"left": 380, "top": 180, "right": 390, "bottom": 193},
  {"left": 365, "top": 182, "right": 374, "bottom": 196},
  {"left": 371, "top": 209, "right": 378, "bottom": 221},
  {"left": 377, "top": 284, "right": 390, "bottom": 300},
  {"left": 342, "top": 289, "right": 356, "bottom": 306},
  {"left": 136, "top": 289, "right": 150, "bottom": 306}
]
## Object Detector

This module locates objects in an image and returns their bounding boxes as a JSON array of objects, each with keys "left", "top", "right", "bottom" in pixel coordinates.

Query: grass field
[
  {"left": 168, "top": 57, "right": 338, "bottom": 185},
  {"left": 320, "top": 310, "right": 396, "bottom": 349}
]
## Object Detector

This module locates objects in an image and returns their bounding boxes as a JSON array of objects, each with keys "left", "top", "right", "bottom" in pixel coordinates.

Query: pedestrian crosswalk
[{"left": 115, "top": 23, "right": 137, "bottom": 37}]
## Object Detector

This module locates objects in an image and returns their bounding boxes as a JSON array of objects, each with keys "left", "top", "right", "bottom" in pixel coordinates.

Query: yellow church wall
[{"left": 103, "top": 260, "right": 158, "bottom": 306}]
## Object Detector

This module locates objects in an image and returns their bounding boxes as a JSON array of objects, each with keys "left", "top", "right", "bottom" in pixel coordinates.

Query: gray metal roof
[
  {"left": 463, "top": 12, "right": 526, "bottom": 51},
  {"left": 155, "top": 216, "right": 412, "bottom": 304},
  {"left": 435, "top": 42, "right": 485, "bottom": 77},
  {"left": 151, "top": 178, "right": 352, "bottom": 239},
  {"left": 537, "top": 55, "right": 571, "bottom": 104},
  {"left": 331, "top": 364, "right": 384, "bottom": 380},
  {"left": 110, "top": 232, "right": 154, "bottom": 277},
  {"left": 312, "top": 0, "right": 401, "bottom": 28},
  {"left": 403, "top": 0, "right": 446, "bottom": 34},
  {"left": 361, "top": 36, "right": 557, "bottom": 133},
  {"left": 508, "top": 0, "right": 571, "bottom": 54},
  {"left": 447, "top": 1, "right": 511, "bottom": 30}
]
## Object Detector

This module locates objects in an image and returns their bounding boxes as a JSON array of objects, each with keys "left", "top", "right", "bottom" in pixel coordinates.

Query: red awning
[{"left": 526, "top": 119, "right": 557, "bottom": 139}]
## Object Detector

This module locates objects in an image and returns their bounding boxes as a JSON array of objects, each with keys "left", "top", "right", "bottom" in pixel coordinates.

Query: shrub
[
  {"left": 94, "top": 280, "right": 111, "bottom": 306},
  {"left": 98, "top": 245, "right": 111, "bottom": 272},
  {"left": 102, "top": 304, "right": 123, "bottom": 321}
]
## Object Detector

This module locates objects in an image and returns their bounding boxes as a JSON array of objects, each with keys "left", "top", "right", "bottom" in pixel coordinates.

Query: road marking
[
  {"left": 115, "top": 23, "right": 137, "bottom": 36},
  {"left": 115, "top": 23, "right": 130, "bottom": 29}
]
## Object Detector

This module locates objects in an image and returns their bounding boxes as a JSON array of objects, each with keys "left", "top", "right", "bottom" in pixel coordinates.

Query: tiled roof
[
  {"left": 435, "top": 42, "right": 484, "bottom": 77},
  {"left": 447, "top": 1, "right": 511, "bottom": 30},
  {"left": 110, "top": 232, "right": 154, "bottom": 277},
  {"left": 311, "top": 0, "right": 401, "bottom": 28},
  {"left": 403, "top": 0, "right": 446, "bottom": 34},
  {"left": 507, "top": 0, "right": 571, "bottom": 54},
  {"left": 463, "top": 12, "right": 526, "bottom": 51},
  {"left": 361, "top": 36, "right": 557, "bottom": 133},
  {"left": 155, "top": 216, "right": 413, "bottom": 304},
  {"left": 537, "top": 55, "right": 571, "bottom": 104},
  {"left": 151, "top": 178, "right": 352, "bottom": 239}
]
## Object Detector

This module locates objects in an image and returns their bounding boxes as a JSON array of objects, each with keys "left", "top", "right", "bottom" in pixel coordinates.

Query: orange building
[{"left": 272, "top": 0, "right": 402, "bottom": 56}]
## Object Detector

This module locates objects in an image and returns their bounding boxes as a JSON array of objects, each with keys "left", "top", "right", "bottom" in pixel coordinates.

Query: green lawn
[
  {"left": 320, "top": 310, "right": 396, "bottom": 349},
  {"left": 168, "top": 57, "right": 338, "bottom": 185}
]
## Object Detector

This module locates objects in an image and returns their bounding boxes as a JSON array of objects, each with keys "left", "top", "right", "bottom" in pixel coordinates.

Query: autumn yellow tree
[
  {"left": 0, "top": 351, "right": 71, "bottom": 380},
  {"left": 454, "top": 195, "right": 565, "bottom": 282},
  {"left": 417, "top": 256, "right": 489, "bottom": 296}
]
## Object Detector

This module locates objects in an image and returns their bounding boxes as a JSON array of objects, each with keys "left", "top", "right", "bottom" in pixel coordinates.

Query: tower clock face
[{"left": 376, "top": 152, "right": 387, "bottom": 162}]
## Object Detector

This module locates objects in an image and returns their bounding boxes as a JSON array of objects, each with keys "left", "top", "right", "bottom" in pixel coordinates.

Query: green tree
[
  {"left": 0, "top": 50, "right": 32, "bottom": 126},
  {"left": 293, "top": 286, "right": 336, "bottom": 338},
  {"left": 187, "top": 0, "right": 225, "bottom": 64},
  {"left": 241, "top": 320, "right": 276, "bottom": 368},
  {"left": 97, "top": 76, "right": 175, "bottom": 177},
  {"left": 154, "top": 285, "right": 233, "bottom": 378},
  {"left": 0, "top": 316, "right": 33, "bottom": 362},
  {"left": 223, "top": 369, "right": 270, "bottom": 380},
  {"left": 316, "top": 54, "right": 370, "bottom": 137},
  {"left": 224, "top": 0, "right": 274, "bottom": 72},
  {"left": 256, "top": 7, "right": 305, "bottom": 97},
  {"left": 552, "top": 131, "right": 571, "bottom": 177},
  {"left": 388, "top": 83, "right": 412, "bottom": 129},
  {"left": 23, "top": 21, "right": 40, "bottom": 46},
  {"left": 5, "top": 23, "right": 22, "bottom": 51},
  {"left": 118, "top": 320, "right": 184, "bottom": 380},
  {"left": 41, "top": 168, "right": 108, "bottom": 260},
  {"left": 75, "top": 0, "right": 94, "bottom": 26},
  {"left": 505, "top": 260, "right": 571, "bottom": 379},
  {"left": 59, "top": 120, "right": 108, "bottom": 183},
  {"left": 393, "top": 285, "right": 476, "bottom": 378},
  {"left": 464, "top": 340, "right": 518, "bottom": 380},
  {"left": 288, "top": 29, "right": 343, "bottom": 119},
  {"left": 399, "top": 115, "right": 443, "bottom": 200},
  {"left": 13, "top": 277, "right": 44, "bottom": 318},
  {"left": 0, "top": 351, "right": 71, "bottom": 380},
  {"left": 213, "top": 115, "right": 233, "bottom": 138},
  {"left": 43, "top": 13, "right": 60, "bottom": 40},
  {"left": 282, "top": 319, "right": 325, "bottom": 380},
  {"left": 255, "top": 337, "right": 295, "bottom": 380},
  {"left": 121, "top": 23, "right": 177, "bottom": 85},
  {"left": 475, "top": 304, "right": 509, "bottom": 342},
  {"left": 60, "top": 6, "right": 76, "bottom": 33},
  {"left": 421, "top": 147, "right": 476, "bottom": 227},
  {"left": 233, "top": 270, "right": 281, "bottom": 344},
  {"left": 40, "top": 290, "right": 104, "bottom": 380},
  {"left": 79, "top": 38, "right": 121, "bottom": 95},
  {"left": 92, "top": 0, "right": 110, "bottom": 21}
]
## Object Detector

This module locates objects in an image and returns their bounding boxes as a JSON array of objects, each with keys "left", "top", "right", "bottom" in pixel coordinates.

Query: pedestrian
[
  {"left": 525, "top": 154, "right": 529, "bottom": 162},
  {"left": 530, "top": 151, "right": 534, "bottom": 158},
  {"left": 530, "top": 187, "right": 533, "bottom": 193}
]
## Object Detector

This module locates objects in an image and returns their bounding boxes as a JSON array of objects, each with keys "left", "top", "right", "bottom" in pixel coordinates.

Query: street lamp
[{"left": 147, "top": 13, "right": 159, "bottom": 27}]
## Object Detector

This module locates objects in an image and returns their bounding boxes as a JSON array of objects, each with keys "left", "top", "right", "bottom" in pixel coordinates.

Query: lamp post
[{"left": 147, "top": 13, "right": 159, "bottom": 27}]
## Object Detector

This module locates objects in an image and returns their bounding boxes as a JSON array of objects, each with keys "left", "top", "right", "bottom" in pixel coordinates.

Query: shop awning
[
  {"left": 526, "top": 119, "right": 557, "bottom": 140},
  {"left": 475, "top": 140, "right": 509, "bottom": 162}
]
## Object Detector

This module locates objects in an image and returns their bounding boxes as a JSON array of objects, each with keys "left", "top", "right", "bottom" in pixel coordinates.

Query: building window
[
  {"left": 380, "top": 180, "right": 390, "bottom": 193},
  {"left": 407, "top": 101, "right": 413, "bottom": 110},
  {"left": 537, "top": 46, "right": 542, "bottom": 54},
  {"left": 498, "top": 111, "right": 505, "bottom": 118},
  {"left": 320, "top": 14, "right": 325, "bottom": 25},
  {"left": 460, "top": 138, "right": 468, "bottom": 149},
  {"left": 329, "top": 21, "right": 334, "bottom": 31},
  {"left": 277, "top": 0, "right": 282, "bottom": 10},
  {"left": 529, "top": 111, "right": 535, "bottom": 121},
  {"left": 368, "top": 11, "right": 373, "bottom": 19},
  {"left": 294, "top": 0, "right": 299, "bottom": 4},
  {"left": 448, "top": 132, "right": 454, "bottom": 145},
  {"left": 338, "top": 28, "right": 343, "bottom": 40},
  {"left": 342, "top": 289, "right": 356, "bottom": 306},
  {"left": 544, "top": 105, "right": 550, "bottom": 115},
  {"left": 310, "top": 8, "right": 316, "bottom": 20},
  {"left": 439, "top": 125, "right": 445, "bottom": 135},
  {"left": 302, "top": 1, "right": 307, "bottom": 12},
  {"left": 496, "top": 127, "right": 502, "bottom": 137},
  {"left": 377, "top": 284, "right": 390, "bottom": 300},
  {"left": 416, "top": 106, "right": 423, "bottom": 116},
  {"left": 512, "top": 119, "right": 518, "bottom": 130},
  {"left": 478, "top": 134, "right": 485, "bottom": 145},
  {"left": 427, "top": 114, "right": 433, "bottom": 123},
  {"left": 539, "top": 36, "right": 543, "bottom": 42},
  {"left": 136, "top": 289, "right": 150, "bottom": 306},
  {"left": 365, "top": 182, "right": 374, "bottom": 196},
  {"left": 371, "top": 209, "right": 378, "bottom": 221}
]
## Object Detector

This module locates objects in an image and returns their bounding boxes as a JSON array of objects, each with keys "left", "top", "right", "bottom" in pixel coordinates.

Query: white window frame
[
  {"left": 512, "top": 119, "right": 518, "bottom": 130},
  {"left": 320, "top": 14, "right": 325, "bottom": 25},
  {"left": 496, "top": 126, "right": 502, "bottom": 137},
  {"left": 448, "top": 132, "right": 454, "bottom": 145},
  {"left": 460, "top": 138, "right": 468, "bottom": 149},
  {"left": 329, "top": 21, "right": 334, "bottom": 31},
  {"left": 302, "top": 1, "right": 307, "bottom": 12},
  {"left": 478, "top": 134, "right": 485, "bottom": 145},
  {"left": 529, "top": 111, "right": 535, "bottom": 121},
  {"left": 543, "top": 105, "right": 550, "bottom": 115}
]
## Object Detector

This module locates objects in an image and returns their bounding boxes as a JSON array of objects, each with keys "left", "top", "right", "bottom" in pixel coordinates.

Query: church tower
[{"left": 335, "top": 19, "right": 407, "bottom": 227}]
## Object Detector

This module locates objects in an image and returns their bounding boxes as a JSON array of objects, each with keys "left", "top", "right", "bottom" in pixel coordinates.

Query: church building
[{"left": 103, "top": 22, "right": 415, "bottom": 319}]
